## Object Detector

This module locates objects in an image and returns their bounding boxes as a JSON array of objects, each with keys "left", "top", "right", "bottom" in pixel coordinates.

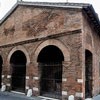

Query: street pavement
[
  {"left": 93, "top": 95, "right": 100, "bottom": 100},
  {"left": 0, "top": 91, "right": 41, "bottom": 100},
  {"left": 85, "top": 95, "right": 100, "bottom": 100},
  {"left": 0, "top": 91, "right": 100, "bottom": 100}
]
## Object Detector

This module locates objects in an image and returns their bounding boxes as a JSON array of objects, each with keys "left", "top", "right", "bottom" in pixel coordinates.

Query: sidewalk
[
  {"left": 0, "top": 91, "right": 41, "bottom": 100},
  {"left": 86, "top": 95, "right": 100, "bottom": 100},
  {"left": 93, "top": 95, "right": 100, "bottom": 100},
  {"left": 0, "top": 91, "right": 100, "bottom": 100},
  {"left": 0, "top": 91, "right": 59, "bottom": 100}
]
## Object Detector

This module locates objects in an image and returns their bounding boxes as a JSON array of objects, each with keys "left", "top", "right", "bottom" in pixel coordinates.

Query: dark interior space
[
  {"left": 10, "top": 50, "right": 27, "bottom": 92},
  {"left": 0, "top": 56, "right": 3, "bottom": 88},
  {"left": 85, "top": 50, "right": 93, "bottom": 98},
  {"left": 37, "top": 45, "right": 64, "bottom": 62},
  {"left": 38, "top": 45, "right": 64, "bottom": 99}
]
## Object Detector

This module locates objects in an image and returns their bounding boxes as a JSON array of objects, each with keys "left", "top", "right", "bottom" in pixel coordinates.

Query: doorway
[
  {"left": 0, "top": 56, "right": 3, "bottom": 88},
  {"left": 38, "top": 45, "right": 64, "bottom": 99},
  {"left": 10, "top": 50, "right": 27, "bottom": 92},
  {"left": 85, "top": 50, "right": 93, "bottom": 98}
]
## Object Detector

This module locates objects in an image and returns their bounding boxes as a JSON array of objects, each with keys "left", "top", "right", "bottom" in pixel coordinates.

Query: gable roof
[{"left": 0, "top": 1, "right": 100, "bottom": 35}]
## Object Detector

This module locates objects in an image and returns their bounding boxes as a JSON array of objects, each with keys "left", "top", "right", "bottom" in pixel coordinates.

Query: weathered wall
[
  {"left": 0, "top": 5, "right": 84, "bottom": 99},
  {"left": 0, "top": 6, "right": 82, "bottom": 45},
  {"left": 83, "top": 12, "right": 100, "bottom": 97},
  {"left": 0, "top": 34, "right": 83, "bottom": 99}
]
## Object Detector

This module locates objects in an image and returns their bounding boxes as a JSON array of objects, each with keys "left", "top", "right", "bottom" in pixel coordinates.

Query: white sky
[{"left": 0, "top": 0, "right": 100, "bottom": 20}]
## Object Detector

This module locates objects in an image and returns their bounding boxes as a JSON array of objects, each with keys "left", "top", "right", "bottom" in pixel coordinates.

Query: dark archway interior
[
  {"left": 85, "top": 50, "right": 93, "bottom": 98},
  {"left": 0, "top": 56, "right": 3, "bottom": 88},
  {"left": 38, "top": 45, "right": 64, "bottom": 99},
  {"left": 10, "top": 50, "right": 27, "bottom": 92},
  {"left": 38, "top": 45, "right": 64, "bottom": 62}
]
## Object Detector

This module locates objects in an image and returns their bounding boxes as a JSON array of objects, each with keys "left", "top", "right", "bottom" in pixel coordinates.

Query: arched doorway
[
  {"left": 85, "top": 50, "right": 93, "bottom": 98},
  {"left": 37, "top": 45, "right": 64, "bottom": 99},
  {"left": 0, "top": 56, "right": 3, "bottom": 88},
  {"left": 10, "top": 50, "right": 27, "bottom": 92}
]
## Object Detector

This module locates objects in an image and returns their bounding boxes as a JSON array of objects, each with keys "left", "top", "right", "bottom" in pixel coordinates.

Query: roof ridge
[
  {"left": 0, "top": 2, "right": 18, "bottom": 25},
  {"left": 0, "top": 1, "right": 91, "bottom": 25},
  {"left": 18, "top": 1, "right": 91, "bottom": 7}
]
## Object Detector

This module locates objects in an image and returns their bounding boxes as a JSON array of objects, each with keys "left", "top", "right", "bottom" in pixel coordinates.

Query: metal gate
[
  {"left": 11, "top": 64, "right": 26, "bottom": 92},
  {"left": 39, "top": 62, "right": 62, "bottom": 99}
]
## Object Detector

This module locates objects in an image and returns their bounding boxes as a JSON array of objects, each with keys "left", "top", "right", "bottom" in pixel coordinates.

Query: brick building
[{"left": 0, "top": 1, "right": 100, "bottom": 100}]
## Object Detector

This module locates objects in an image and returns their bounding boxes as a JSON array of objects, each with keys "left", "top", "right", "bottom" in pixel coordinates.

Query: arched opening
[
  {"left": 85, "top": 50, "right": 93, "bottom": 98},
  {"left": 0, "top": 56, "right": 3, "bottom": 88},
  {"left": 37, "top": 45, "right": 64, "bottom": 99},
  {"left": 10, "top": 50, "right": 27, "bottom": 92}
]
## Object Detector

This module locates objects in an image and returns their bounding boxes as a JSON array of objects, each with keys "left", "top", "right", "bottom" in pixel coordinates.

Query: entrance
[
  {"left": 0, "top": 56, "right": 3, "bottom": 88},
  {"left": 38, "top": 45, "right": 64, "bottom": 99},
  {"left": 10, "top": 50, "right": 26, "bottom": 92},
  {"left": 85, "top": 50, "right": 93, "bottom": 98}
]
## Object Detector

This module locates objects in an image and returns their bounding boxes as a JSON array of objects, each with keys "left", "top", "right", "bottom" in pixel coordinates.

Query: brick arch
[
  {"left": 85, "top": 47, "right": 93, "bottom": 54},
  {"left": 85, "top": 32, "right": 94, "bottom": 54},
  {"left": 34, "top": 39, "right": 70, "bottom": 62},
  {"left": 7, "top": 46, "right": 30, "bottom": 65}
]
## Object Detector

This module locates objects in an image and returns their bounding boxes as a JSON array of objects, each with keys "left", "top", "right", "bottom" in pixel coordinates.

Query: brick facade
[{"left": 0, "top": 2, "right": 100, "bottom": 100}]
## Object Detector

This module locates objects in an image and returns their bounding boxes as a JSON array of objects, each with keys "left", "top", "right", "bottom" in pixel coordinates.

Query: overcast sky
[{"left": 0, "top": 0, "right": 100, "bottom": 20}]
